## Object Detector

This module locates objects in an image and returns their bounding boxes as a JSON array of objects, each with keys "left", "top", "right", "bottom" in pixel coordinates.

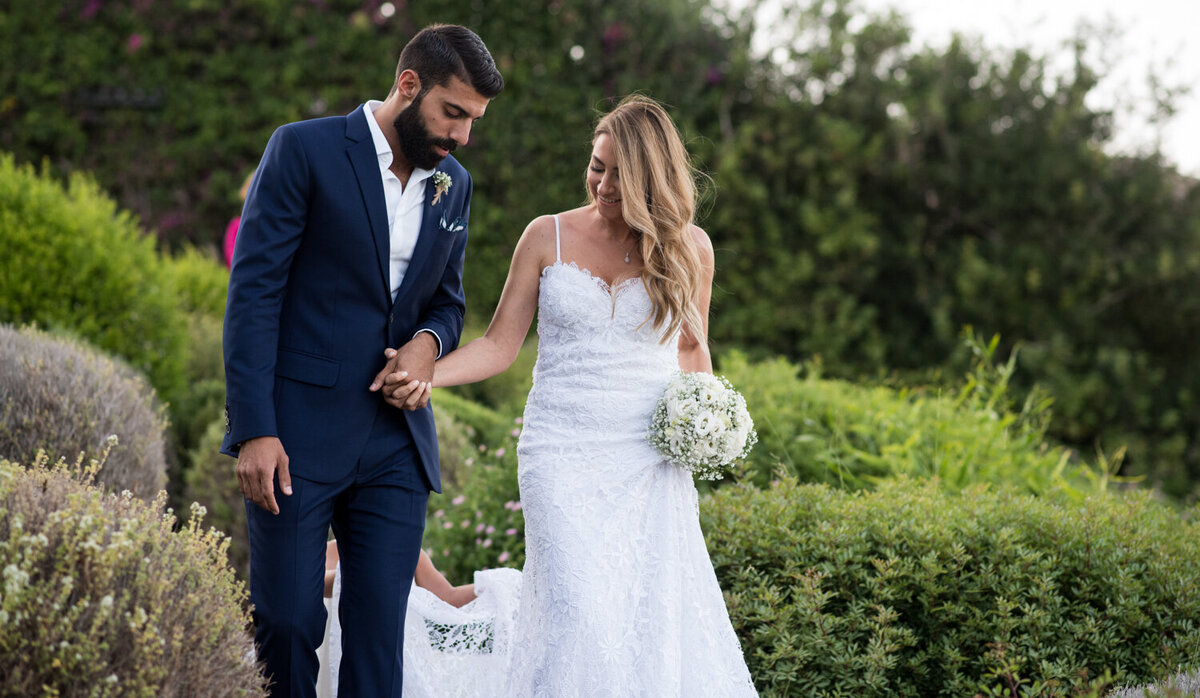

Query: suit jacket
[{"left": 221, "top": 104, "right": 471, "bottom": 492}]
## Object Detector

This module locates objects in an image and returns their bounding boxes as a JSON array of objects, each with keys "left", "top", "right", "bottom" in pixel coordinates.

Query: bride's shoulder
[
  {"left": 509, "top": 215, "right": 559, "bottom": 274},
  {"left": 688, "top": 224, "right": 714, "bottom": 263}
]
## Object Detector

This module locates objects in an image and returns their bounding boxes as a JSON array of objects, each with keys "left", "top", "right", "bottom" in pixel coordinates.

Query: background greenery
[
  {"left": 3, "top": 0, "right": 1200, "bottom": 694},
  {"left": 3, "top": 0, "right": 1197, "bottom": 496}
]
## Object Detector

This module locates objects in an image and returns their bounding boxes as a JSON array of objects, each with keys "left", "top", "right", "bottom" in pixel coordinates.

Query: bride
[{"left": 358, "top": 94, "right": 757, "bottom": 697}]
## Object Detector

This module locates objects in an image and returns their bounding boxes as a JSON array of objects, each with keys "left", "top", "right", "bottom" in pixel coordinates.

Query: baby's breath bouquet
[{"left": 647, "top": 371, "right": 757, "bottom": 480}]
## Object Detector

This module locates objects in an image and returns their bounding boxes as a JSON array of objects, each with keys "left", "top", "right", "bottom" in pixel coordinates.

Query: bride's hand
[
  {"left": 384, "top": 371, "right": 432, "bottom": 410},
  {"left": 371, "top": 336, "right": 436, "bottom": 409}
]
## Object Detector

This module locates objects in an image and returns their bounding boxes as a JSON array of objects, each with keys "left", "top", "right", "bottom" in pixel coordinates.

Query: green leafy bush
[
  {"left": 718, "top": 340, "right": 1100, "bottom": 496},
  {"left": 700, "top": 476, "right": 1200, "bottom": 697},
  {"left": 0, "top": 324, "right": 167, "bottom": 499},
  {"left": 157, "top": 248, "right": 229, "bottom": 506},
  {"left": 0, "top": 153, "right": 187, "bottom": 405},
  {"left": 170, "top": 311, "right": 226, "bottom": 472},
  {"left": 163, "top": 245, "right": 229, "bottom": 319},
  {"left": 423, "top": 395, "right": 524, "bottom": 585},
  {"left": 0, "top": 453, "right": 266, "bottom": 696}
]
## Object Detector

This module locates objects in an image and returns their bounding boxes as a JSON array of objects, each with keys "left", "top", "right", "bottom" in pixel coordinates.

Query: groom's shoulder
[{"left": 275, "top": 114, "right": 345, "bottom": 140}]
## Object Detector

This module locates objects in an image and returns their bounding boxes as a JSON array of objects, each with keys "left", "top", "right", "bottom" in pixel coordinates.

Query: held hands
[
  {"left": 236, "top": 436, "right": 291, "bottom": 514},
  {"left": 369, "top": 333, "right": 436, "bottom": 410}
]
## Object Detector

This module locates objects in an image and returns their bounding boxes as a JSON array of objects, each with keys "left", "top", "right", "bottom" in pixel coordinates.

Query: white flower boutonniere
[{"left": 432, "top": 171, "right": 452, "bottom": 206}]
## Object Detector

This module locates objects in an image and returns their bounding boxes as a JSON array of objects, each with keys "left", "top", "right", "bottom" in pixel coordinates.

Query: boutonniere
[
  {"left": 431, "top": 171, "right": 452, "bottom": 206},
  {"left": 439, "top": 213, "right": 465, "bottom": 234}
]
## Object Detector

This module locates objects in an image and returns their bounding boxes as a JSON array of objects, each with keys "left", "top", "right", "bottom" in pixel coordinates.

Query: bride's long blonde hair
[{"left": 588, "top": 95, "right": 707, "bottom": 343}]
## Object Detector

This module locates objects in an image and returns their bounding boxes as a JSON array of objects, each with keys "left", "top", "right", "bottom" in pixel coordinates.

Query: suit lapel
[
  {"left": 392, "top": 174, "right": 442, "bottom": 303},
  {"left": 344, "top": 106, "right": 391, "bottom": 298}
]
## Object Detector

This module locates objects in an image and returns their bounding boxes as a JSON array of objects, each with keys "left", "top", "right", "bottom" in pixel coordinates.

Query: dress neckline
[{"left": 542, "top": 260, "right": 643, "bottom": 298}]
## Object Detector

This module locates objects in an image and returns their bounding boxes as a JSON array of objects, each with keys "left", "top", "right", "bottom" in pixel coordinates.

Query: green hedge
[
  {"left": 701, "top": 476, "right": 1200, "bottom": 697},
  {"left": 718, "top": 339, "right": 1102, "bottom": 497},
  {"left": 0, "top": 454, "right": 266, "bottom": 696},
  {"left": 0, "top": 153, "right": 187, "bottom": 407}
]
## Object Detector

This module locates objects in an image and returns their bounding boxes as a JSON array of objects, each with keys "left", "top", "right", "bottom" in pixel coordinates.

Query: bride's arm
[
  {"left": 678, "top": 225, "right": 715, "bottom": 374},
  {"left": 431, "top": 216, "right": 552, "bottom": 388}
]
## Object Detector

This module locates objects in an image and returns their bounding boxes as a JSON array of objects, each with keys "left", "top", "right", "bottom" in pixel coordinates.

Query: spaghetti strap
[{"left": 552, "top": 215, "right": 562, "bottom": 263}]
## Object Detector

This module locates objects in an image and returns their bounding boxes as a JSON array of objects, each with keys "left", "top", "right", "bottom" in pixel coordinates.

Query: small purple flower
[
  {"left": 505, "top": 528, "right": 518, "bottom": 536},
  {"left": 476, "top": 523, "right": 486, "bottom": 533},
  {"left": 127, "top": 33, "right": 144, "bottom": 53},
  {"left": 482, "top": 539, "right": 493, "bottom": 548},
  {"left": 495, "top": 447, "right": 507, "bottom": 458},
  {"left": 465, "top": 457, "right": 475, "bottom": 466},
  {"left": 503, "top": 501, "right": 516, "bottom": 510},
  {"left": 442, "top": 522, "right": 452, "bottom": 529},
  {"left": 452, "top": 495, "right": 465, "bottom": 506},
  {"left": 485, "top": 525, "right": 495, "bottom": 535},
  {"left": 80, "top": 0, "right": 102, "bottom": 19},
  {"left": 434, "top": 509, "right": 445, "bottom": 518},
  {"left": 510, "top": 429, "right": 521, "bottom": 437},
  {"left": 514, "top": 417, "right": 523, "bottom": 425},
  {"left": 498, "top": 551, "right": 510, "bottom": 563}
]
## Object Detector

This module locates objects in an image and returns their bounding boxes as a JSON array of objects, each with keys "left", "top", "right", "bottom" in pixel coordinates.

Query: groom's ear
[{"left": 394, "top": 69, "right": 422, "bottom": 101}]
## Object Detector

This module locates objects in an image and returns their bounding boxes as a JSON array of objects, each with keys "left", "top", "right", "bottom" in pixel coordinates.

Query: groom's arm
[
  {"left": 222, "top": 124, "right": 310, "bottom": 455},
  {"left": 372, "top": 174, "right": 471, "bottom": 410},
  {"left": 416, "top": 172, "right": 471, "bottom": 357}
]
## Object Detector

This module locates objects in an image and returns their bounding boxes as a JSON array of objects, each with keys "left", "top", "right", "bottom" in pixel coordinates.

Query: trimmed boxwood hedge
[{"left": 701, "top": 476, "right": 1200, "bottom": 697}]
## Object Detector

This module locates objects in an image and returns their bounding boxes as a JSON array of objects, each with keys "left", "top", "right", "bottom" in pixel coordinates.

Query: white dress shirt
[{"left": 364, "top": 100, "right": 443, "bottom": 357}]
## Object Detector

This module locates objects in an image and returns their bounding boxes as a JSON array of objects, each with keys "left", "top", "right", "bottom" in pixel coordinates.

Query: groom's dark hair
[{"left": 392, "top": 24, "right": 504, "bottom": 99}]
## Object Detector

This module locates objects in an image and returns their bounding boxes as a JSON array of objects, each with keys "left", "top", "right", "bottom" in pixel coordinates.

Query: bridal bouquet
[{"left": 648, "top": 372, "right": 757, "bottom": 480}]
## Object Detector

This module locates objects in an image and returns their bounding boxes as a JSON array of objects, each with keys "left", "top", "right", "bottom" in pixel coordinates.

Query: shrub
[
  {"left": 700, "top": 476, "right": 1200, "bottom": 697},
  {"left": 0, "top": 324, "right": 167, "bottom": 499},
  {"left": 0, "top": 453, "right": 267, "bottom": 696},
  {"left": 183, "top": 415, "right": 248, "bottom": 581},
  {"left": 718, "top": 338, "right": 1101, "bottom": 497},
  {"left": 0, "top": 153, "right": 187, "bottom": 405},
  {"left": 163, "top": 245, "right": 229, "bottom": 318},
  {"left": 423, "top": 394, "right": 524, "bottom": 585},
  {"left": 1108, "top": 671, "right": 1200, "bottom": 698},
  {"left": 169, "top": 311, "right": 225, "bottom": 486}
]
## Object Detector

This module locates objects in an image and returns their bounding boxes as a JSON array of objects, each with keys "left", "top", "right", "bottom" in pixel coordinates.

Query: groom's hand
[
  {"left": 236, "top": 436, "right": 292, "bottom": 515},
  {"left": 370, "top": 334, "right": 437, "bottom": 410}
]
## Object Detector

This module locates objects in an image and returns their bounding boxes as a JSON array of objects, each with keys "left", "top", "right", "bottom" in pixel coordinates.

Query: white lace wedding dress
[
  {"left": 502, "top": 216, "right": 756, "bottom": 696},
  {"left": 323, "top": 215, "right": 757, "bottom": 697}
]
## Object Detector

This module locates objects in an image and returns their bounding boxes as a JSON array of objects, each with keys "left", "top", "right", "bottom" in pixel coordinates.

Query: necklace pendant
[{"left": 624, "top": 251, "right": 631, "bottom": 264}]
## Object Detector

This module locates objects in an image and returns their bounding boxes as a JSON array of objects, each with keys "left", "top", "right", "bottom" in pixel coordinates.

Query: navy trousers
[{"left": 246, "top": 406, "right": 430, "bottom": 697}]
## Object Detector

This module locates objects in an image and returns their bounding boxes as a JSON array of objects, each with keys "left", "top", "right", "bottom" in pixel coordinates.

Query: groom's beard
[{"left": 393, "top": 93, "right": 457, "bottom": 171}]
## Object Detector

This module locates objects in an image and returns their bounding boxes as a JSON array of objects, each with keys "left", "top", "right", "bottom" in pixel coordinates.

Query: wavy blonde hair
[{"left": 588, "top": 95, "right": 707, "bottom": 343}]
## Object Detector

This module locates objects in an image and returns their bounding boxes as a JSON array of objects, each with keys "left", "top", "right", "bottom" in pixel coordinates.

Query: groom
[{"left": 222, "top": 24, "right": 502, "bottom": 697}]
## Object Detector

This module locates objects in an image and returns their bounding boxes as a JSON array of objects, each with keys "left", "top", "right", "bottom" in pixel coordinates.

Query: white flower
[{"left": 432, "top": 171, "right": 452, "bottom": 205}]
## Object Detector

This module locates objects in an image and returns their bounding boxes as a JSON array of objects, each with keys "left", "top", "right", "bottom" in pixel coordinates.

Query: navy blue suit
[{"left": 222, "top": 104, "right": 470, "bottom": 697}]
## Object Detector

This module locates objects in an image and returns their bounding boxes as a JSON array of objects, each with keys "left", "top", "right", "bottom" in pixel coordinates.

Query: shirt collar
[{"left": 365, "top": 101, "right": 436, "bottom": 185}]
